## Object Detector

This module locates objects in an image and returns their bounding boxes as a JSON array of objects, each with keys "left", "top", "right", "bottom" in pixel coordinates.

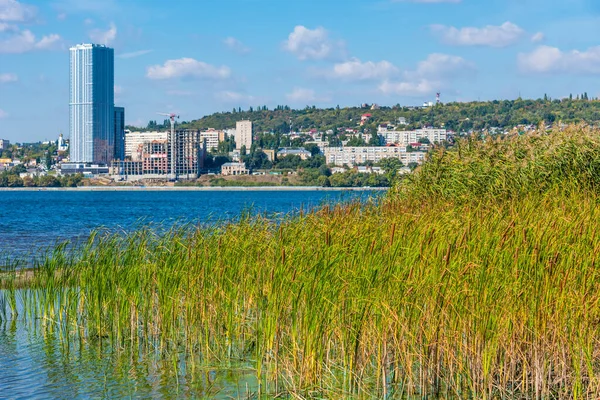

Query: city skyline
[{"left": 2, "top": 0, "right": 600, "bottom": 142}]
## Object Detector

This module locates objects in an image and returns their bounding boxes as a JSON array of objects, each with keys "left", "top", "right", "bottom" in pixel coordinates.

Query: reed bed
[{"left": 3, "top": 126, "right": 600, "bottom": 398}]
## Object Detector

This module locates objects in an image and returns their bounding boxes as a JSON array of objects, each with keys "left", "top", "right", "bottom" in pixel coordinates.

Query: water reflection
[{"left": 0, "top": 318, "right": 261, "bottom": 399}]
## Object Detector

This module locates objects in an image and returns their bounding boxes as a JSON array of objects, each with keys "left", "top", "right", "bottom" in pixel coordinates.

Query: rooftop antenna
[{"left": 158, "top": 112, "right": 179, "bottom": 181}]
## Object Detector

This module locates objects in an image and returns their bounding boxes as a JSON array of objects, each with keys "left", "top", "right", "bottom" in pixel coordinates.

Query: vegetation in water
[{"left": 3, "top": 126, "right": 600, "bottom": 398}]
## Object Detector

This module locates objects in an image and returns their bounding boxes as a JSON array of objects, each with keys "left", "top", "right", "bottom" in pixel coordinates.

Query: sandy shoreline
[{"left": 0, "top": 186, "right": 389, "bottom": 192}]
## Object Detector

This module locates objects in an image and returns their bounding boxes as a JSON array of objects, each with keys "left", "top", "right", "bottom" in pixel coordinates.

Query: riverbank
[{"left": 0, "top": 186, "right": 389, "bottom": 192}]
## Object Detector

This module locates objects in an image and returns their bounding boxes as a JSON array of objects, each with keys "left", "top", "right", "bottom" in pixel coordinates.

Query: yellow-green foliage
[
  {"left": 403, "top": 125, "right": 600, "bottom": 202},
  {"left": 3, "top": 127, "right": 600, "bottom": 398}
]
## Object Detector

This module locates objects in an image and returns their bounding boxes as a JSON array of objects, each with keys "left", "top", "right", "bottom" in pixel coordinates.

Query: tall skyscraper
[
  {"left": 69, "top": 43, "right": 115, "bottom": 164},
  {"left": 114, "top": 107, "right": 125, "bottom": 161}
]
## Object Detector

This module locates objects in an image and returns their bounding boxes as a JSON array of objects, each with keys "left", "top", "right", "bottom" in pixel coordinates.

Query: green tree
[
  {"left": 368, "top": 134, "right": 382, "bottom": 146},
  {"left": 304, "top": 143, "right": 321, "bottom": 156},
  {"left": 347, "top": 136, "right": 367, "bottom": 146},
  {"left": 45, "top": 151, "right": 52, "bottom": 170},
  {"left": 378, "top": 157, "right": 404, "bottom": 182},
  {"left": 7, "top": 175, "right": 23, "bottom": 187},
  {"left": 11, "top": 164, "right": 26, "bottom": 174},
  {"left": 244, "top": 150, "right": 272, "bottom": 170},
  {"left": 38, "top": 175, "right": 60, "bottom": 187}
]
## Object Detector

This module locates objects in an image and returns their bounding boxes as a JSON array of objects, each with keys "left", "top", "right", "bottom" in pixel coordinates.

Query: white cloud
[
  {"left": 0, "top": 29, "right": 61, "bottom": 53},
  {"left": 223, "top": 37, "right": 250, "bottom": 54},
  {"left": 330, "top": 58, "right": 399, "bottom": 80},
  {"left": 431, "top": 21, "right": 525, "bottom": 47},
  {"left": 34, "top": 33, "right": 60, "bottom": 49},
  {"left": 89, "top": 22, "right": 116, "bottom": 45},
  {"left": 0, "top": 72, "right": 17, "bottom": 83},
  {"left": 0, "top": 0, "right": 36, "bottom": 22},
  {"left": 147, "top": 58, "right": 231, "bottom": 80},
  {"left": 283, "top": 25, "right": 342, "bottom": 60},
  {"left": 57, "top": 12, "right": 67, "bottom": 20},
  {"left": 531, "top": 32, "right": 545, "bottom": 43},
  {"left": 0, "top": 1, "right": 61, "bottom": 54},
  {"left": 518, "top": 45, "right": 600, "bottom": 74},
  {"left": 412, "top": 53, "right": 474, "bottom": 78},
  {"left": 114, "top": 85, "right": 123, "bottom": 95},
  {"left": 0, "top": 108, "right": 8, "bottom": 119},
  {"left": 0, "top": 22, "right": 17, "bottom": 32},
  {"left": 118, "top": 49, "right": 153, "bottom": 59},
  {"left": 216, "top": 91, "right": 255, "bottom": 103},
  {"left": 378, "top": 53, "right": 473, "bottom": 96},
  {"left": 379, "top": 79, "right": 439, "bottom": 96},
  {"left": 286, "top": 87, "right": 330, "bottom": 103}
]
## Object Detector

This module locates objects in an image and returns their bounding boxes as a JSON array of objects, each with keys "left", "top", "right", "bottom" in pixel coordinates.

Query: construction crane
[{"left": 158, "top": 112, "right": 179, "bottom": 181}]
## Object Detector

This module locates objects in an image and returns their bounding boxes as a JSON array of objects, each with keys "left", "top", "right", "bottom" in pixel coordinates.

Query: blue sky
[{"left": 1, "top": 0, "right": 600, "bottom": 142}]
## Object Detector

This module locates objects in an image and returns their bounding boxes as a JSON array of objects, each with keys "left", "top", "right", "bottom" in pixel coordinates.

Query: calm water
[
  {"left": 0, "top": 189, "right": 379, "bottom": 262},
  {"left": 0, "top": 189, "right": 380, "bottom": 399}
]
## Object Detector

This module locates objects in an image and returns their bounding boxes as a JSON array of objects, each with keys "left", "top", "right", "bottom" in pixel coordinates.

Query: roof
[
  {"left": 221, "top": 162, "right": 246, "bottom": 167},
  {"left": 277, "top": 148, "right": 311, "bottom": 155}
]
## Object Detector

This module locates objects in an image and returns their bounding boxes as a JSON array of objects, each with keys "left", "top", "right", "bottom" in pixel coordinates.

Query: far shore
[{"left": 0, "top": 186, "right": 389, "bottom": 192}]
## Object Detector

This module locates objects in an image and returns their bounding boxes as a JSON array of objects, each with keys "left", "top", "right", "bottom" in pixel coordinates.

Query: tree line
[
  {"left": 156, "top": 98, "right": 600, "bottom": 135},
  {"left": 0, "top": 165, "right": 83, "bottom": 188}
]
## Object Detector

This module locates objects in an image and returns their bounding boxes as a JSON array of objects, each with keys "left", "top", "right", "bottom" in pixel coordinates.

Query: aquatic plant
[{"left": 3, "top": 126, "right": 600, "bottom": 398}]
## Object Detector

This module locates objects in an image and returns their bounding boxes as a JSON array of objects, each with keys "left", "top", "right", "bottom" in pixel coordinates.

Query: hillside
[{"left": 130, "top": 97, "right": 600, "bottom": 134}]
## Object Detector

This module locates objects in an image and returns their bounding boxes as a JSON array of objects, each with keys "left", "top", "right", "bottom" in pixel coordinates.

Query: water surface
[
  {"left": 0, "top": 189, "right": 381, "bottom": 397},
  {"left": 0, "top": 189, "right": 379, "bottom": 262}
]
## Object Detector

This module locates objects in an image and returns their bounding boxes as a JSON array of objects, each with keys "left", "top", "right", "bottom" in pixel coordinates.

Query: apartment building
[
  {"left": 378, "top": 127, "right": 447, "bottom": 145},
  {"left": 324, "top": 146, "right": 426, "bottom": 167},
  {"left": 200, "top": 129, "right": 226, "bottom": 151},
  {"left": 125, "top": 131, "right": 168, "bottom": 160},
  {"left": 235, "top": 120, "right": 252, "bottom": 150}
]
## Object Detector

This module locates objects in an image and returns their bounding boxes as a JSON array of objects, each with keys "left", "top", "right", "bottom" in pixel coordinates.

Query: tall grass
[
  {"left": 401, "top": 125, "right": 600, "bottom": 202},
  {"left": 3, "top": 126, "right": 600, "bottom": 398}
]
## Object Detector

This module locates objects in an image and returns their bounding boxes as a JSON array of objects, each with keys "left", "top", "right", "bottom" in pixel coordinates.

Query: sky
[{"left": 1, "top": 0, "right": 600, "bottom": 142}]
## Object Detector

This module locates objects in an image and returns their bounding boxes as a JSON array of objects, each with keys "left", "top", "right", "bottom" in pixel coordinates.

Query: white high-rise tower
[
  {"left": 235, "top": 120, "right": 253, "bottom": 151},
  {"left": 69, "top": 43, "right": 115, "bottom": 164}
]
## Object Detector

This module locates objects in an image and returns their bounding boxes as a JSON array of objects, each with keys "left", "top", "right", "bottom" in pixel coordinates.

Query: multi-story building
[
  {"left": 109, "top": 160, "right": 143, "bottom": 177},
  {"left": 117, "top": 130, "right": 206, "bottom": 180},
  {"left": 141, "top": 140, "right": 169, "bottom": 175},
  {"left": 69, "top": 43, "right": 115, "bottom": 164},
  {"left": 0, "top": 139, "right": 9, "bottom": 151},
  {"left": 377, "top": 127, "right": 447, "bottom": 146},
  {"left": 61, "top": 163, "right": 110, "bottom": 176},
  {"left": 235, "top": 120, "right": 252, "bottom": 151},
  {"left": 324, "top": 146, "right": 426, "bottom": 167},
  {"left": 277, "top": 148, "right": 312, "bottom": 160},
  {"left": 125, "top": 131, "right": 168, "bottom": 160},
  {"left": 168, "top": 129, "right": 206, "bottom": 180},
  {"left": 221, "top": 162, "right": 249, "bottom": 176},
  {"left": 200, "top": 128, "right": 226, "bottom": 152},
  {"left": 114, "top": 107, "right": 125, "bottom": 161}
]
